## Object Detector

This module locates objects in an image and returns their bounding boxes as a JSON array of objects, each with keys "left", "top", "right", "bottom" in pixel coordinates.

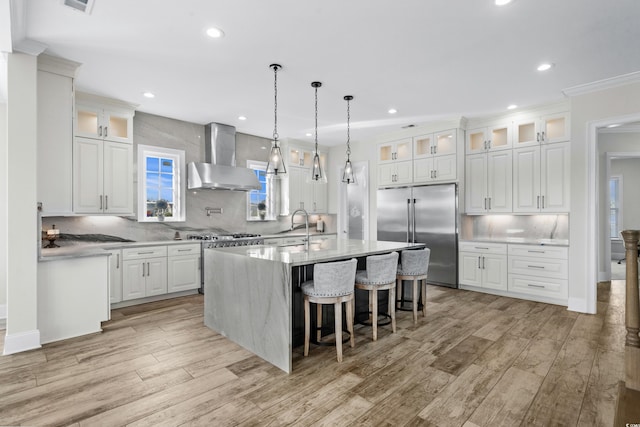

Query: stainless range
[{"left": 187, "top": 233, "right": 264, "bottom": 293}]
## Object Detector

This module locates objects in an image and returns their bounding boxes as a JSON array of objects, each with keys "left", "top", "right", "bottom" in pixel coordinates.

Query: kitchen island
[{"left": 204, "top": 239, "right": 424, "bottom": 372}]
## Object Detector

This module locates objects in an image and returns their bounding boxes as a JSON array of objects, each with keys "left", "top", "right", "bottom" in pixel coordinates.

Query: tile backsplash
[{"left": 460, "top": 214, "right": 569, "bottom": 241}]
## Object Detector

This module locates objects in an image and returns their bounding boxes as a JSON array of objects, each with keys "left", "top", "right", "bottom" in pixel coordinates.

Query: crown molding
[
  {"left": 563, "top": 71, "right": 640, "bottom": 97},
  {"left": 38, "top": 53, "right": 81, "bottom": 78}
]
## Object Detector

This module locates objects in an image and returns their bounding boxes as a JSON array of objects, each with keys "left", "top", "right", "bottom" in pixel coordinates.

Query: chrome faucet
[{"left": 291, "top": 208, "right": 310, "bottom": 250}]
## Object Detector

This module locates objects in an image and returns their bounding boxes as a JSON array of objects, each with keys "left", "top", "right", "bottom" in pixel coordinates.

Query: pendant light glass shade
[
  {"left": 310, "top": 81, "right": 327, "bottom": 183},
  {"left": 342, "top": 95, "right": 356, "bottom": 184},
  {"left": 266, "top": 64, "right": 286, "bottom": 176}
]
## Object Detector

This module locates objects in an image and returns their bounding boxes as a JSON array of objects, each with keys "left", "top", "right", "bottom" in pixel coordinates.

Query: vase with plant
[
  {"left": 257, "top": 201, "right": 267, "bottom": 220},
  {"left": 155, "top": 199, "right": 168, "bottom": 221}
]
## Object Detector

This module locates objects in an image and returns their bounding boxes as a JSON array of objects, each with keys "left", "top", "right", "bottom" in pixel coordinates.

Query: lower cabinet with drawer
[
  {"left": 507, "top": 244, "right": 568, "bottom": 303},
  {"left": 459, "top": 242, "right": 508, "bottom": 291},
  {"left": 458, "top": 241, "right": 569, "bottom": 306},
  {"left": 167, "top": 243, "right": 201, "bottom": 293},
  {"left": 122, "top": 246, "right": 168, "bottom": 300}
]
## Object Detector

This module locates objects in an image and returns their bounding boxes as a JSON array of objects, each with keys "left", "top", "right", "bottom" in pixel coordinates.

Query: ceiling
[{"left": 11, "top": 0, "right": 640, "bottom": 146}]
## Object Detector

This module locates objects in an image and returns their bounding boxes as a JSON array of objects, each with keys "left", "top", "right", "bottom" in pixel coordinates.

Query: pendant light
[
  {"left": 310, "top": 81, "right": 327, "bottom": 183},
  {"left": 342, "top": 95, "right": 356, "bottom": 184},
  {"left": 266, "top": 64, "right": 286, "bottom": 176}
]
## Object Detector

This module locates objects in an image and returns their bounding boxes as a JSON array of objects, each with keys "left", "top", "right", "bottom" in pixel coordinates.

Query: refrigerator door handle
[
  {"left": 412, "top": 198, "right": 417, "bottom": 243},
  {"left": 406, "top": 198, "right": 411, "bottom": 243}
]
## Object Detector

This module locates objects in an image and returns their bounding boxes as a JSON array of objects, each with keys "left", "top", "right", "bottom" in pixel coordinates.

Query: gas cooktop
[{"left": 186, "top": 233, "right": 261, "bottom": 241}]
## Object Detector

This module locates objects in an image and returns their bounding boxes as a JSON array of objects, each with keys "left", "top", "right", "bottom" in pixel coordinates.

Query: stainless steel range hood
[{"left": 188, "top": 123, "right": 261, "bottom": 191}]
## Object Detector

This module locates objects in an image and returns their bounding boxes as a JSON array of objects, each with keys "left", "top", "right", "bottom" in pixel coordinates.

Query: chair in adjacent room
[
  {"left": 396, "top": 248, "right": 431, "bottom": 324},
  {"left": 302, "top": 258, "right": 358, "bottom": 362},
  {"left": 355, "top": 251, "right": 399, "bottom": 341}
]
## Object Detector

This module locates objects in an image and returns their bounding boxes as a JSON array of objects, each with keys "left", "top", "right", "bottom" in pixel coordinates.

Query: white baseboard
[
  {"left": 598, "top": 271, "right": 610, "bottom": 282},
  {"left": 3, "top": 329, "right": 41, "bottom": 355}
]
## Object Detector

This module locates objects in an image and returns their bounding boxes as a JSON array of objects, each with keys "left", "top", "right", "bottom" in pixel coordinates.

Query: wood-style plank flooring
[{"left": 0, "top": 281, "right": 627, "bottom": 426}]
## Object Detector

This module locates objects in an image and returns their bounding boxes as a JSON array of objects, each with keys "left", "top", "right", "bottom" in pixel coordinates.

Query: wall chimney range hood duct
[{"left": 187, "top": 123, "right": 261, "bottom": 191}]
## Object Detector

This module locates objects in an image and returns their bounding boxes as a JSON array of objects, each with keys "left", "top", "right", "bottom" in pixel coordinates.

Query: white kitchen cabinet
[
  {"left": 122, "top": 246, "right": 168, "bottom": 301},
  {"left": 413, "top": 130, "right": 457, "bottom": 183},
  {"left": 465, "top": 150, "right": 512, "bottom": 213},
  {"left": 37, "top": 55, "right": 80, "bottom": 216},
  {"left": 507, "top": 244, "right": 568, "bottom": 302},
  {"left": 73, "top": 137, "right": 133, "bottom": 214},
  {"left": 378, "top": 138, "right": 412, "bottom": 163},
  {"left": 513, "top": 112, "right": 570, "bottom": 147},
  {"left": 75, "top": 99, "right": 134, "bottom": 144},
  {"left": 378, "top": 160, "right": 413, "bottom": 186},
  {"left": 466, "top": 122, "right": 512, "bottom": 154},
  {"left": 167, "top": 244, "right": 201, "bottom": 293},
  {"left": 459, "top": 242, "right": 508, "bottom": 291},
  {"left": 513, "top": 142, "right": 569, "bottom": 213},
  {"left": 109, "top": 249, "right": 123, "bottom": 304},
  {"left": 287, "top": 144, "right": 328, "bottom": 214}
]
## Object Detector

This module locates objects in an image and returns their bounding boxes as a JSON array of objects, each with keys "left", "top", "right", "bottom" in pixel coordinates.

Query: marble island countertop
[
  {"left": 460, "top": 237, "right": 569, "bottom": 247},
  {"left": 207, "top": 239, "right": 424, "bottom": 266}
]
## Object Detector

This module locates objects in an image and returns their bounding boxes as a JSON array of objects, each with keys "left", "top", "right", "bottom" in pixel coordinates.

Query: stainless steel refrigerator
[{"left": 377, "top": 183, "right": 458, "bottom": 288}]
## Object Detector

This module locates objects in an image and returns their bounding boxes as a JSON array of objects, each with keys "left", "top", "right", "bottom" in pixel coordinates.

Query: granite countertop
[
  {"left": 460, "top": 237, "right": 569, "bottom": 247},
  {"left": 206, "top": 239, "right": 425, "bottom": 266}
]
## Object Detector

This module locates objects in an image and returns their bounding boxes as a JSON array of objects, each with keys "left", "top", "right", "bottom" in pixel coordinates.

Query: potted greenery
[
  {"left": 155, "top": 199, "right": 168, "bottom": 221},
  {"left": 257, "top": 201, "right": 267, "bottom": 220}
]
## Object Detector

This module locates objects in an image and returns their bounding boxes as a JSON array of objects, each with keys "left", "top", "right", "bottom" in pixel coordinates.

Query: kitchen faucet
[{"left": 291, "top": 209, "right": 310, "bottom": 250}]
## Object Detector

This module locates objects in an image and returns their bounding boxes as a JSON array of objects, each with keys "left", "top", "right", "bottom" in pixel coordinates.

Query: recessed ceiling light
[
  {"left": 305, "top": 133, "right": 312, "bottom": 137},
  {"left": 206, "top": 27, "right": 225, "bottom": 38},
  {"left": 537, "top": 63, "right": 553, "bottom": 71},
  {"left": 607, "top": 123, "right": 621, "bottom": 128},
  {"left": 507, "top": 104, "right": 518, "bottom": 110},
  {"left": 238, "top": 116, "right": 247, "bottom": 121},
  {"left": 142, "top": 92, "right": 155, "bottom": 98},
  {"left": 388, "top": 108, "right": 397, "bottom": 114},
  {"left": 495, "top": 0, "right": 512, "bottom": 5}
]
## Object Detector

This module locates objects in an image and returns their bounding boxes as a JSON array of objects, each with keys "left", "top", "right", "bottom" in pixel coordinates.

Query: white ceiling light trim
[
  {"left": 537, "top": 63, "right": 553, "bottom": 71},
  {"left": 495, "top": 0, "right": 512, "bottom": 6},
  {"left": 388, "top": 108, "right": 397, "bottom": 114},
  {"left": 142, "top": 92, "right": 155, "bottom": 98}
]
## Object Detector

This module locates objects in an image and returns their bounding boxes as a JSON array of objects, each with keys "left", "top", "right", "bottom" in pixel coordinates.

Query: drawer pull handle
[
  {"left": 138, "top": 251, "right": 155, "bottom": 255},
  {"left": 527, "top": 265, "right": 545, "bottom": 269},
  {"left": 177, "top": 249, "right": 192, "bottom": 252},
  {"left": 474, "top": 247, "right": 489, "bottom": 250},
  {"left": 527, "top": 284, "right": 545, "bottom": 288},
  {"left": 528, "top": 250, "right": 545, "bottom": 253}
]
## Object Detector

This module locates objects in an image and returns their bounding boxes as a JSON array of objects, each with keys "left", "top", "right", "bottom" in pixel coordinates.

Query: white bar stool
[
  {"left": 396, "top": 248, "right": 431, "bottom": 323},
  {"left": 355, "top": 251, "right": 399, "bottom": 341},
  {"left": 302, "top": 258, "right": 357, "bottom": 362}
]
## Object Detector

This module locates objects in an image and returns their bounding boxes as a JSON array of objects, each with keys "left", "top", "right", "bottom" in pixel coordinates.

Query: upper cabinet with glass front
[
  {"left": 466, "top": 122, "right": 512, "bottom": 154},
  {"left": 378, "top": 138, "right": 412, "bottom": 163},
  {"left": 414, "top": 129, "right": 456, "bottom": 159},
  {"left": 513, "top": 112, "right": 570, "bottom": 147},
  {"left": 75, "top": 92, "right": 135, "bottom": 144}
]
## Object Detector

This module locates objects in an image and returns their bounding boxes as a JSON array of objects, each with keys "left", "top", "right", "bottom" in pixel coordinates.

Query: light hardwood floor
[{"left": 0, "top": 281, "right": 627, "bottom": 426}]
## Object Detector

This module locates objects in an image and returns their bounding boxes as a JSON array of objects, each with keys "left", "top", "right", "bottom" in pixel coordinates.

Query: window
[
  {"left": 138, "top": 145, "right": 185, "bottom": 222},
  {"left": 610, "top": 176, "right": 623, "bottom": 238},
  {"left": 246, "top": 160, "right": 273, "bottom": 221}
]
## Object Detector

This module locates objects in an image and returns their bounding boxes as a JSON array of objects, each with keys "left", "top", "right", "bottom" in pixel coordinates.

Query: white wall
[
  {"left": 0, "top": 101, "right": 6, "bottom": 320},
  {"left": 569, "top": 80, "right": 640, "bottom": 313},
  {"left": 3, "top": 52, "right": 40, "bottom": 353},
  {"left": 612, "top": 158, "right": 640, "bottom": 229}
]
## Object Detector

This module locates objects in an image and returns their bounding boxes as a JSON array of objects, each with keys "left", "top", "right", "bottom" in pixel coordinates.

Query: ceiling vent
[{"left": 61, "top": 0, "right": 95, "bottom": 14}]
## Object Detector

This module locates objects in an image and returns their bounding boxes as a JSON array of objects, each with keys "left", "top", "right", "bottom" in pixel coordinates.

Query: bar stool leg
[
  {"left": 421, "top": 279, "right": 427, "bottom": 317},
  {"left": 316, "top": 304, "right": 323, "bottom": 342},
  {"left": 412, "top": 278, "right": 418, "bottom": 324},
  {"left": 346, "top": 295, "right": 355, "bottom": 348},
  {"left": 372, "top": 289, "right": 378, "bottom": 341},
  {"left": 396, "top": 277, "right": 402, "bottom": 309},
  {"left": 335, "top": 301, "right": 343, "bottom": 362},
  {"left": 304, "top": 297, "right": 310, "bottom": 356},
  {"left": 389, "top": 285, "right": 396, "bottom": 333}
]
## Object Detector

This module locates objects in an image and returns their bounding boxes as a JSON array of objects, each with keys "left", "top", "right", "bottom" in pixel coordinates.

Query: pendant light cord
[
  {"left": 346, "top": 98, "right": 351, "bottom": 160},
  {"left": 314, "top": 84, "right": 318, "bottom": 154},
  {"left": 273, "top": 65, "right": 279, "bottom": 141}
]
